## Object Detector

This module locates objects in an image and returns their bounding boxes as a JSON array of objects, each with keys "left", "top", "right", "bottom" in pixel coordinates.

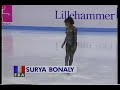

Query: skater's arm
[
  {"left": 62, "top": 35, "right": 67, "bottom": 46},
  {"left": 61, "top": 29, "right": 68, "bottom": 48}
]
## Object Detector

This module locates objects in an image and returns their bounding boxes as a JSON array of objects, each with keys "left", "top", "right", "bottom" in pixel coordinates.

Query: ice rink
[{"left": 2, "top": 29, "right": 117, "bottom": 85}]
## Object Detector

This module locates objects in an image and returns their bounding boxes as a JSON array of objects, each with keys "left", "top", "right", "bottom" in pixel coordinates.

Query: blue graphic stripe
[
  {"left": 14, "top": 66, "right": 18, "bottom": 73},
  {"left": 2, "top": 25, "right": 117, "bottom": 32}
]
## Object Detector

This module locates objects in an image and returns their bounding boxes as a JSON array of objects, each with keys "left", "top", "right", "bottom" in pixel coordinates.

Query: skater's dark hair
[{"left": 64, "top": 16, "right": 74, "bottom": 24}]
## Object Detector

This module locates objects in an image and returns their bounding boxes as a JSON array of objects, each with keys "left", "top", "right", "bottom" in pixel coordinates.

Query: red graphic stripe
[{"left": 21, "top": 66, "right": 25, "bottom": 74}]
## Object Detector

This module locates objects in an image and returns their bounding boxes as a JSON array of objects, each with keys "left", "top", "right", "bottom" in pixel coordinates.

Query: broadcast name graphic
[
  {"left": 13, "top": 66, "right": 77, "bottom": 77},
  {"left": 2, "top": 5, "right": 12, "bottom": 24},
  {"left": 55, "top": 10, "right": 116, "bottom": 20}
]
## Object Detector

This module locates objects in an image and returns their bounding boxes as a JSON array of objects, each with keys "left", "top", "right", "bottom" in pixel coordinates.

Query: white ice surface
[{"left": 2, "top": 30, "right": 117, "bottom": 85}]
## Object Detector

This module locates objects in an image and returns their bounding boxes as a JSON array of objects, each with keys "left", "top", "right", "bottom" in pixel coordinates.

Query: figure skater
[{"left": 61, "top": 16, "right": 77, "bottom": 66}]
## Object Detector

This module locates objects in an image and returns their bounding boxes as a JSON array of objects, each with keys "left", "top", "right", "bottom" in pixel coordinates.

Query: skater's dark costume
[
  {"left": 65, "top": 27, "right": 77, "bottom": 66},
  {"left": 61, "top": 17, "right": 77, "bottom": 66}
]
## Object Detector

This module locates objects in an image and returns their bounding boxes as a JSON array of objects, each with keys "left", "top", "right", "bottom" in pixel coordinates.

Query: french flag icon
[{"left": 14, "top": 66, "right": 25, "bottom": 74}]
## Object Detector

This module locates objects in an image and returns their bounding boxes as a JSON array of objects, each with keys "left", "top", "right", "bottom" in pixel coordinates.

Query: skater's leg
[
  {"left": 69, "top": 43, "right": 77, "bottom": 66},
  {"left": 69, "top": 52, "right": 74, "bottom": 66},
  {"left": 65, "top": 44, "right": 70, "bottom": 66},
  {"left": 65, "top": 53, "right": 69, "bottom": 66}
]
